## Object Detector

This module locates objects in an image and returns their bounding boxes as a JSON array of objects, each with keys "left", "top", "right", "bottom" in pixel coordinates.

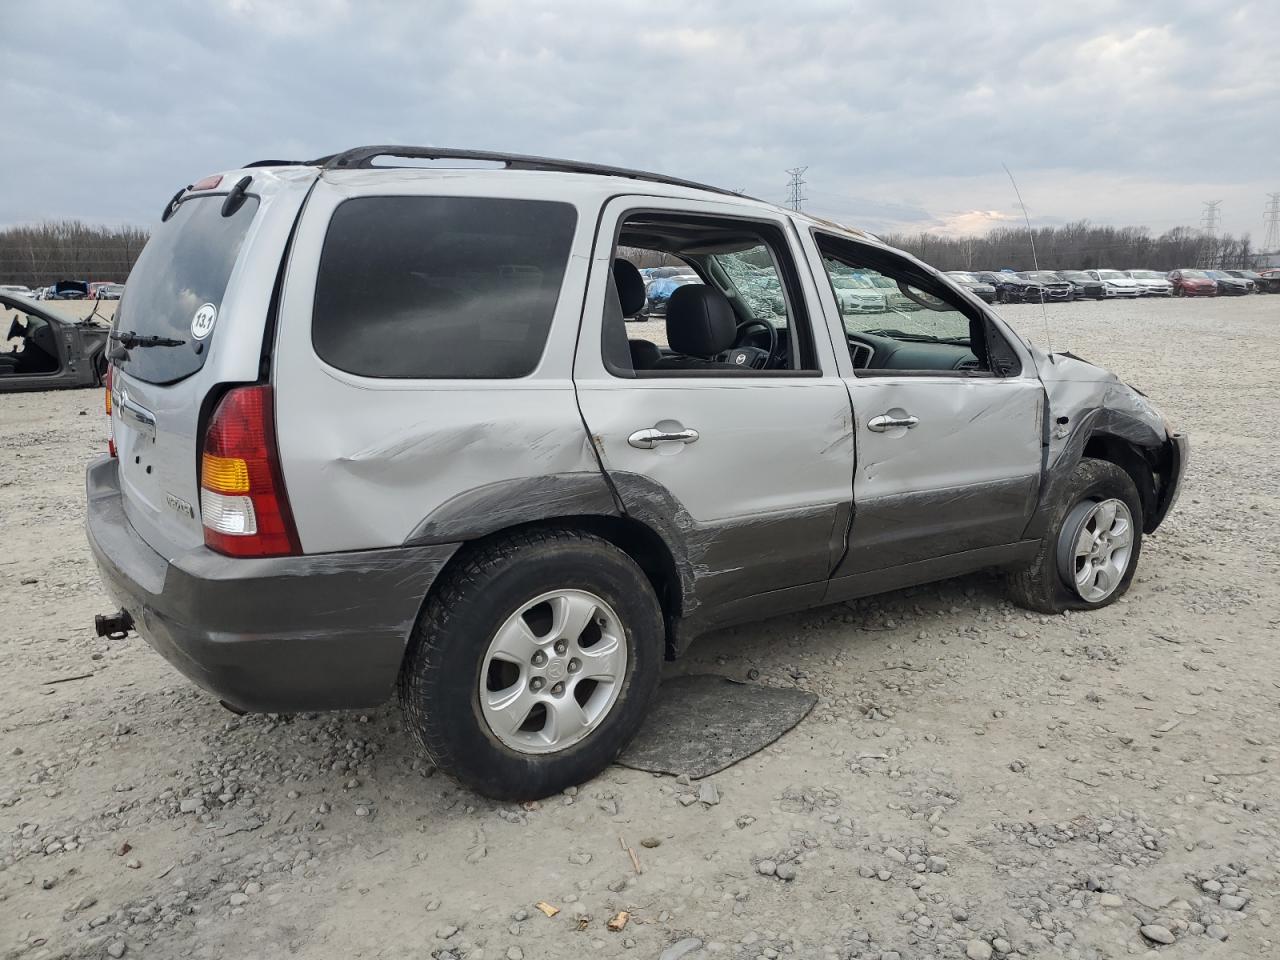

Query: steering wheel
[{"left": 719, "top": 318, "right": 778, "bottom": 370}]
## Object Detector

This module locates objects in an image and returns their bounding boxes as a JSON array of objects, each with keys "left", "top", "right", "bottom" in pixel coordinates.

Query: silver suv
[{"left": 88, "top": 146, "right": 1187, "bottom": 800}]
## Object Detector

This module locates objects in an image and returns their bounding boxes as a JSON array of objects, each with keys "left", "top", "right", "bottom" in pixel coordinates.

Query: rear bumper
[{"left": 86, "top": 457, "right": 459, "bottom": 712}]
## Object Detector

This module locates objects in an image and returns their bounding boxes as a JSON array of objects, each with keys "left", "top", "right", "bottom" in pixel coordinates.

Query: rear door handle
[
  {"left": 867, "top": 414, "right": 919, "bottom": 433},
  {"left": 628, "top": 427, "right": 700, "bottom": 449}
]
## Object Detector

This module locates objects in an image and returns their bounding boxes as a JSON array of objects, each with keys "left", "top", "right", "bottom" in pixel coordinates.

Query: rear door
[
  {"left": 573, "top": 196, "right": 854, "bottom": 621},
  {"left": 110, "top": 167, "right": 316, "bottom": 552}
]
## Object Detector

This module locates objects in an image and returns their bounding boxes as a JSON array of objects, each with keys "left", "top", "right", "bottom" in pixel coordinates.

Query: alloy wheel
[
  {"left": 1057, "top": 498, "right": 1134, "bottom": 603},
  {"left": 479, "top": 589, "right": 627, "bottom": 754}
]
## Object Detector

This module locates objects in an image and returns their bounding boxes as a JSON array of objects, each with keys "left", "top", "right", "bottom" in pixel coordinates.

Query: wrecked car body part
[
  {"left": 1, "top": 293, "right": 110, "bottom": 392},
  {"left": 617, "top": 675, "right": 817, "bottom": 779}
]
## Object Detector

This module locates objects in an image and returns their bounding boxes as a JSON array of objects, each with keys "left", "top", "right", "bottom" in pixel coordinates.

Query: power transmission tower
[
  {"left": 1264, "top": 192, "right": 1280, "bottom": 252},
  {"left": 1197, "top": 200, "right": 1222, "bottom": 268},
  {"left": 785, "top": 167, "right": 808, "bottom": 212}
]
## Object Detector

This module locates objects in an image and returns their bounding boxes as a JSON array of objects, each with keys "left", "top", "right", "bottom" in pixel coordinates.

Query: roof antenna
[{"left": 1002, "top": 162, "right": 1054, "bottom": 361}]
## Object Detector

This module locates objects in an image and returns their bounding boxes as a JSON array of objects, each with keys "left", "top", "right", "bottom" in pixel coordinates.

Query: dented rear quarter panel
[{"left": 272, "top": 174, "right": 602, "bottom": 553}]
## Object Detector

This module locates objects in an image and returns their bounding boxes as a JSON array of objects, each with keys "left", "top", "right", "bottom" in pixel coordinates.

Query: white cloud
[{"left": 0, "top": 0, "right": 1276, "bottom": 239}]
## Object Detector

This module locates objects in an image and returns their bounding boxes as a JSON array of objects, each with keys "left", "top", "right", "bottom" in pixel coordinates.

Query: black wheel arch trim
[{"left": 1023, "top": 406, "right": 1181, "bottom": 540}]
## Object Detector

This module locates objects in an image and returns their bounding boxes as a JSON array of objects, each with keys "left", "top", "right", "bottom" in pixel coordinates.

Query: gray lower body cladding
[
  {"left": 835, "top": 475, "right": 1040, "bottom": 577},
  {"left": 86, "top": 457, "right": 458, "bottom": 712}
]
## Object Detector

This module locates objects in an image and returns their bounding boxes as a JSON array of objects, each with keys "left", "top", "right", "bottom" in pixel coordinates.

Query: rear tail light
[
  {"left": 199, "top": 385, "right": 300, "bottom": 557},
  {"left": 104, "top": 365, "right": 116, "bottom": 458}
]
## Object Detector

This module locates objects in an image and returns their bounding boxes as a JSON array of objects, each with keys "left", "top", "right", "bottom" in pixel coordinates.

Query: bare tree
[
  {"left": 881, "top": 221, "right": 1256, "bottom": 272},
  {"left": 0, "top": 221, "right": 150, "bottom": 287}
]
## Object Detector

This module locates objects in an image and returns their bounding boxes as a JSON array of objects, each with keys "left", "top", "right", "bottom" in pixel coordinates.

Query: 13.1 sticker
[{"left": 191, "top": 303, "right": 218, "bottom": 340}]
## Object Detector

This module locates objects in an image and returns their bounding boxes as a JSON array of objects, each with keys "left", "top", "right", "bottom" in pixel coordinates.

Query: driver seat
[
  {"left": 654, "top": 284, "right": 738, "bottom": 369},
  {"left": 16, "top": 321, "right": 60, "bottom": 374}
]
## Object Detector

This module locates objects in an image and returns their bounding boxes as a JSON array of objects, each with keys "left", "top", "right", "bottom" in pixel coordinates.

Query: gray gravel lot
[{"left": 2, "top": 295, "right": 1278, "bottom": 959}]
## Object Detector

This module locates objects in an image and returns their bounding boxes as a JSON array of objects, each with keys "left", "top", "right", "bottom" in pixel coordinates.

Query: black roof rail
[
  {"left": 309, "top": 145, "right": 747, "bottom": 199},
  {"left": 242, "top": 159, "right": 311, "bottom": 168}
]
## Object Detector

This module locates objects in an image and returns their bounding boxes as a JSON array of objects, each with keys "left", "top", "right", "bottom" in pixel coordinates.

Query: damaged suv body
[{"left": 87, "top": 147, "right": 1187, "bottom": 799}]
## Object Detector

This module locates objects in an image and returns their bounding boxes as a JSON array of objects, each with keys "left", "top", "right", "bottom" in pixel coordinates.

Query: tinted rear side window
[
  {"left": 115, "top": 195, "right": 259, "bottom": 384},
  {"left": 313, "top": 196, "right": 578, "bottom": 378}
]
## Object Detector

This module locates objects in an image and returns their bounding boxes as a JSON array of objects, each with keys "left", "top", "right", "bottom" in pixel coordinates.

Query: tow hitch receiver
[{"left": 94, "top": 609, "right": 134, "bottom": 640}]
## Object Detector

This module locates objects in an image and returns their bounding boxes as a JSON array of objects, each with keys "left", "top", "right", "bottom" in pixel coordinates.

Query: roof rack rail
[
  {"left": 310, "top": 145, "right": 746, "bottom": 199},
  {"left": 242, "top": 159, "right": 311, "bottom": 169}
]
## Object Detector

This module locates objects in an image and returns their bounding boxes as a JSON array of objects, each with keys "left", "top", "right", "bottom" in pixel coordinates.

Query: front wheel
[
  {"left": 398, "top": 527, "right": 664, "bottom": 800},
  {"left": 1007, "top": 458, "right": 1144, "bottom": 614}
]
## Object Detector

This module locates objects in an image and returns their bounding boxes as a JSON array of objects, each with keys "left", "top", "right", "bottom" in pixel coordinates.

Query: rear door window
[
  {"left": 114, "top": 195, "right": 259, "bottom": 384},
  {"left": 312, "top": 196, "right": 578, "bottom": 379}
]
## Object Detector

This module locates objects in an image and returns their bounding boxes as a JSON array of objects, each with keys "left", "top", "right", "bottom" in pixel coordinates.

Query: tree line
[
  {"left": 879, "top": 221, "right": 1256, "bottom": 272},
  {"left": 0, "top": 217, "right": 1263, "bottom": 289},
  {"left": 0, "top": 221, "right": 149, "bottom": 287}
]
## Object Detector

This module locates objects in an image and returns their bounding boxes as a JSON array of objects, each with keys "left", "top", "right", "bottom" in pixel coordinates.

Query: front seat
[
  {"left": 654, "top": 284, "right": 738, "bottom": 369},
  {"left": 612, "top": 258, "right": 661, "bottom": 371},
  {"left": 16, "top": 321, "right": 59, "bottom": 374}
]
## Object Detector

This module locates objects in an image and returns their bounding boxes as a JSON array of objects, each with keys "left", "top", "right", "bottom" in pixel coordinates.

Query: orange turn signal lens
[{"left": 201, "top": 453, "right": 251, "bottom": 494}]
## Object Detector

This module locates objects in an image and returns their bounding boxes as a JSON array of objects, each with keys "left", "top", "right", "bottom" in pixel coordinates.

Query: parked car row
[
  {"left": 6, "top": 280, "right": 125, "bottom": 301},
  {"left": 946, "top": 268, "right": 1278, "bottom": 304}
]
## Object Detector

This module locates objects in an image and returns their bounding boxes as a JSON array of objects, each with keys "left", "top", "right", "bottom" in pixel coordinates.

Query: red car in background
[{"left": 1168, "top": 269, "right": 1218, "bottom": 297}]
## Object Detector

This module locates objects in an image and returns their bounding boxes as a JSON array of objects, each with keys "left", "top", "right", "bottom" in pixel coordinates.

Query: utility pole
[
  {"left": 785, "top": 167, "right": 808, "bottom": 212},
  {"left": 1264, "top": 192, "right": 1280, "bottom": 253},
  {"left": 1197, "top": 200, "right": 1222, "bottom": 268}
]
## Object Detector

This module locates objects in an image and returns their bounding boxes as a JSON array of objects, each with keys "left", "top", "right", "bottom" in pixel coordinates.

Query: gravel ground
[{"left": 2, "top": 295, "right": 1278, "bottom": 960}]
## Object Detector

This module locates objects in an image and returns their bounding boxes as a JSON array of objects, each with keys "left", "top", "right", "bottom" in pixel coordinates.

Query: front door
[
  {"left": 572, "top": 196, "right": 855, "bottom": 623},
  {"left": 800, "top": 230, "right": 1045, "bottom": 577}
]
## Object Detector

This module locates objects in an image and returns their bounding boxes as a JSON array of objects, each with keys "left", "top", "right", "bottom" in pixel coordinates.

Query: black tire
[
  {"left": 398, "top": 527, "right": 663, "bottom": 800},
  {"left": 1007, "top": 458, "right": 1144, "bottom": 614}
]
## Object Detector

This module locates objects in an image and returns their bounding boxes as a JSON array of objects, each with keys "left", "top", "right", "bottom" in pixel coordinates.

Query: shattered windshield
[{"left": 711, "top": 247, "right": 788, "bottom": 324}]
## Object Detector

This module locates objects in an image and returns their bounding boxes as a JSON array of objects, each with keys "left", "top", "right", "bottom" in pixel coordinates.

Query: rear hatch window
[{"left": 114, "top": 194, "right": 259, "bottom": 384}]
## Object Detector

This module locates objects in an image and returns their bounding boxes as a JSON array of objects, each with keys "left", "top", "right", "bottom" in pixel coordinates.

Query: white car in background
[
  {"left": 829, "top": 273, "right": 887, "bottom": 314},
  {"left": 1125, "top": 270, "right": 1173, "bottom": 296},
  {"left": 1087, "top": 269, "right": 1142, "bottom": 298}
]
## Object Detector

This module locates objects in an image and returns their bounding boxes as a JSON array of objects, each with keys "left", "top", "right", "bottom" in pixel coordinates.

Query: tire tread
[{"left": 398, "top": 526, "right": 660, "bottom": 799}]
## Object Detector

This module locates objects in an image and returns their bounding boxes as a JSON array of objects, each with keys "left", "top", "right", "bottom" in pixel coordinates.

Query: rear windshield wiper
[{"left": 111, "top": 331, "right": 186, "bottom": 348}]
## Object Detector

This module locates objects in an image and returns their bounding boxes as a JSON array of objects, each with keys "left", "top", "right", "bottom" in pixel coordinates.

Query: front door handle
[
  {"left": 867, "top": 414, "right": 919, "bottom": 433},
  {"left": 628, "top": 427, "right": 700, "bottom": 449}
]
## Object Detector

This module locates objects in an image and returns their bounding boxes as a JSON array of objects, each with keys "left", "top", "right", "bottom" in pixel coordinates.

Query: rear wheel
[
  {"left": 398, "top": 527, "right": 663, "bottom": 800},
  {"left": 1008, "top": 458, "right": 1143, "bottom": 614}
]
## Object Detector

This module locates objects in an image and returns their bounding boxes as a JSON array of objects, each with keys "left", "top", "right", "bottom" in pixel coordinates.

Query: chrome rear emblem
[{"left": 165, "top": 493, "right": 194, "bottom": 519}]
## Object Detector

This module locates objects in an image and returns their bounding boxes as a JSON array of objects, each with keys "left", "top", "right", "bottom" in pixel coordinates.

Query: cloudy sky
[{"left": 4, "top": 0, "right": 1276, "bottom": 239}]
